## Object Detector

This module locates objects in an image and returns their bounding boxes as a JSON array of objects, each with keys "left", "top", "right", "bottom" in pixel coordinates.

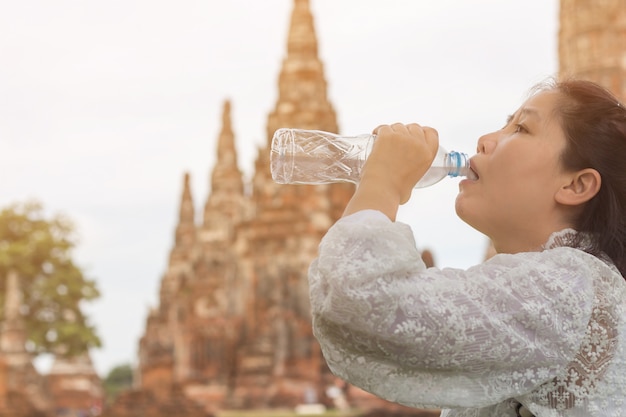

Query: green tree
[
  {"left": 0, "top": 201, "right": 101, "bottom": 356},
  {"left": 103, "top": 363, "right": 133, "bottom": 404}
]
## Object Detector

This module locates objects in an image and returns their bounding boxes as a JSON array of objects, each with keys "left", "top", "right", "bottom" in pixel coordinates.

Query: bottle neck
[{"left": 445, "top": 151, "right": 471, "bottom": 177}]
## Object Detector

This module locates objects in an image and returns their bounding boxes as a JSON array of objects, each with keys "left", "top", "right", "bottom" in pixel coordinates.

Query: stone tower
[
  {"left": 137, "top": 172, "right": 195, "bottom": 398},
  {"left": 231, "top": 0, "right": 354, "bottom": 407},
  {"left": 202, "top": 100, "right": 248, "bottom": 233},
  {"left": 0, "top": 271, "right": 28, "bottom": 359},
  {"left": 559, "top": 0, "right": 626, "bottom": 101},
  {"left": 135, "top": 0, "right": 356, "bottom": 412},
  {"left": 0, "top": 270, "right": 50, "bottom": 414}
]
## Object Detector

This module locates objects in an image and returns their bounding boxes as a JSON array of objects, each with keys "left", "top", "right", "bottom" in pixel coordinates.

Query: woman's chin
[{"left": 454, "top": 195, "right": 480, "bottom": 231}]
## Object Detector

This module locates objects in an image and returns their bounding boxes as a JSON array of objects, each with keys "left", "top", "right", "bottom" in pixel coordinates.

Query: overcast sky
[{"left": 0, "top": 0, "right": 559, "bottom": 376}]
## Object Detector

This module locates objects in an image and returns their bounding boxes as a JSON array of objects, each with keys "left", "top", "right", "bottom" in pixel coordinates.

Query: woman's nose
[{"left": 476, "top": 133, "right": 497, "bottom": 154}]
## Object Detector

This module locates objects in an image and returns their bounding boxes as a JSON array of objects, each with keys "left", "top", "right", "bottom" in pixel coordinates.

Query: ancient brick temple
[
  {"left": 559, "top": 0, "right": 626, "bottom": 101},
  {"left": 134, "top": 0, "right": 420, "bottom": 413},
  {"left": 133, "top": 0, "right": 626, "bottom": 415},
  {"left": 136, "top": 0, "right": 359, "bottom": 411},
  {"left": 0, "top": 270, "right": 103, "bottom": 417}
]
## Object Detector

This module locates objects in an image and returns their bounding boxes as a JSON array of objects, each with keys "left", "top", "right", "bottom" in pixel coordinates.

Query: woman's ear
[{"left": 555, "top": 168, "right": 601, "bottom": 206}]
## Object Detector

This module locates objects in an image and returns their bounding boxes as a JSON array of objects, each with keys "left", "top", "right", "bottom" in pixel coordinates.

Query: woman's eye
[{"left": 514, "top": 124, "right": 527, "bottom": 133}]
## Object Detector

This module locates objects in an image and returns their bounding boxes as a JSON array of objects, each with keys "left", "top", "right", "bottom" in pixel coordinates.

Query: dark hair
[{"left": 547, "top": 79, "right": 626, "bottom": 277}]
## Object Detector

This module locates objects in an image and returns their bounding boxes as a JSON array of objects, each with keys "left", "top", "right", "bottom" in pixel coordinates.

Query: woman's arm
[
  {"left": 342, "top": 123, "right": 440, "bottom": 220},
  {"left": 309, "top": 211, "right": 594, "bottom": 409}
]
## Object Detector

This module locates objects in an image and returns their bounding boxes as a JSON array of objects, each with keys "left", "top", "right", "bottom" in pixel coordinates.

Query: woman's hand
[
  {"left": 367, "top": 123, "right": 440, "bottom": 202},
  {"left": 342, "top": 123, "right": 439, "bottom": 220}
]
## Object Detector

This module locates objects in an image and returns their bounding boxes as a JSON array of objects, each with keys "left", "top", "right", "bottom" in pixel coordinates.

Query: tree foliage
[
  {"left": 0, "top": 201, "right": 101, "bottom": 356},
  {"left": 103, "top": 363, "right": 133, "bottom": 404}
]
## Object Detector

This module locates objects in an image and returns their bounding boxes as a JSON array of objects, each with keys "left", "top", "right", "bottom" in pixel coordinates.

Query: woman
[{"left": 308, "top": 79, "right": 626, "bottom": 416}]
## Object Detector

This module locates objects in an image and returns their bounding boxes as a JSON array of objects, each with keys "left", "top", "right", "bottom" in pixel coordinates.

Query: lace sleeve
[{"left": 309, "top": 211, "right": 595, "bottom": 409}]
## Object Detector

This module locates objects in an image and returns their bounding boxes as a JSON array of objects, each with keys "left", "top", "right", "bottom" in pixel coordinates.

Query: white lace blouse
[{"left": 308, "top": 210, "right": 626, "bottom": 416}]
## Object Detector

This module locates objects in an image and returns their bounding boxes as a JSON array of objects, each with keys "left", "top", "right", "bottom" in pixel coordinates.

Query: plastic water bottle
[{"left": 270, "top": 128, "right": 475, "bottom": 188}]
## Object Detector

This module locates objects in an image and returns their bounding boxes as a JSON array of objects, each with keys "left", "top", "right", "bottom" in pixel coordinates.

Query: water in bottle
[{"left": 270, "top": 128, "right": 475, "bottom": 188}]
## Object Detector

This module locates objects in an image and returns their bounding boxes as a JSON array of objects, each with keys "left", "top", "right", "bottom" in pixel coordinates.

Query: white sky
[{"left": 0, "top": 0, "right": 559, "bottom": 376}]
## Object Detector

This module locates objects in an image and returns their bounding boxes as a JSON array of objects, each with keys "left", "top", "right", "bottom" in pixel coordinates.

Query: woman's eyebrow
[
  {"left": 505, "top": 107, "right": 540, "bottom": 126},
  {"left": 520, "top": 107, "right": 540, "bottom": 119},
  {"left": 503, "top": 112, "right": 517, "bottom": 128}
]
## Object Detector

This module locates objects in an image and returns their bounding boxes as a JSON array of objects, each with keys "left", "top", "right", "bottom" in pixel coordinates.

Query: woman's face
[{"left": 455, "top": 90, "right": 572, "bottom": 253}]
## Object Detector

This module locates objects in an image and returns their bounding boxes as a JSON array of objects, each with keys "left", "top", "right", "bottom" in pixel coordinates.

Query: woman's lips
[{"left": 468, "top": 160, "right": 479, "bottom": 180}]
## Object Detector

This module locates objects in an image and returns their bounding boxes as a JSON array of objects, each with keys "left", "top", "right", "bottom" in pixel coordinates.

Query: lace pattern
[{"left": 309, "top": 210, "right": 626, "bottom": 416}]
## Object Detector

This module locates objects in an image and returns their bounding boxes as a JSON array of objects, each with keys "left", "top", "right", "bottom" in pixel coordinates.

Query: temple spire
[
  {"left": 287, "top": 0, "right": 318, "bottom": 59},
  {"left": 4, "top": 270, "right": 21, "bottom": 322},
  {"left": 266, "top": 0, "right": 338, "bottom": 146},
  {"left": 209, "top": 100, "right": 243, "bottom": 193},
  {"left": 202, "top": 100, "right": 245, "bottom": 229},
  {"left": 217, "top": 100, "right": 236, "bottom": 162},
  {"left": 170, "top": 172, "right": 196, "bottom": 263},
  {"left": 176, "top": 173, "right": 195, "bottom": 238},
  {"left": 0, "top": 270, "right": 27, "bottom": 354}
]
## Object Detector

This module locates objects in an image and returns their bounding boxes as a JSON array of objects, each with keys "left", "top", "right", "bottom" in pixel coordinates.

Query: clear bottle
[{"left": 270, "top": 128, "right": 475, "bottom": 188}]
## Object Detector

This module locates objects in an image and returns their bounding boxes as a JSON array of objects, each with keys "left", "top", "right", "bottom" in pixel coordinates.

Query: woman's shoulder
[
  {"left": 484, "top": 228, "right": 621, "bottom": 278},
  {"left": 544, "top": 228, "right": 625, "bottom": 287}
]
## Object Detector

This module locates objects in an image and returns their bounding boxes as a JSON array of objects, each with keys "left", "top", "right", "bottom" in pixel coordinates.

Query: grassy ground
[{"left": 216, "top": 409, "right": 363, "bottom": 417}]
